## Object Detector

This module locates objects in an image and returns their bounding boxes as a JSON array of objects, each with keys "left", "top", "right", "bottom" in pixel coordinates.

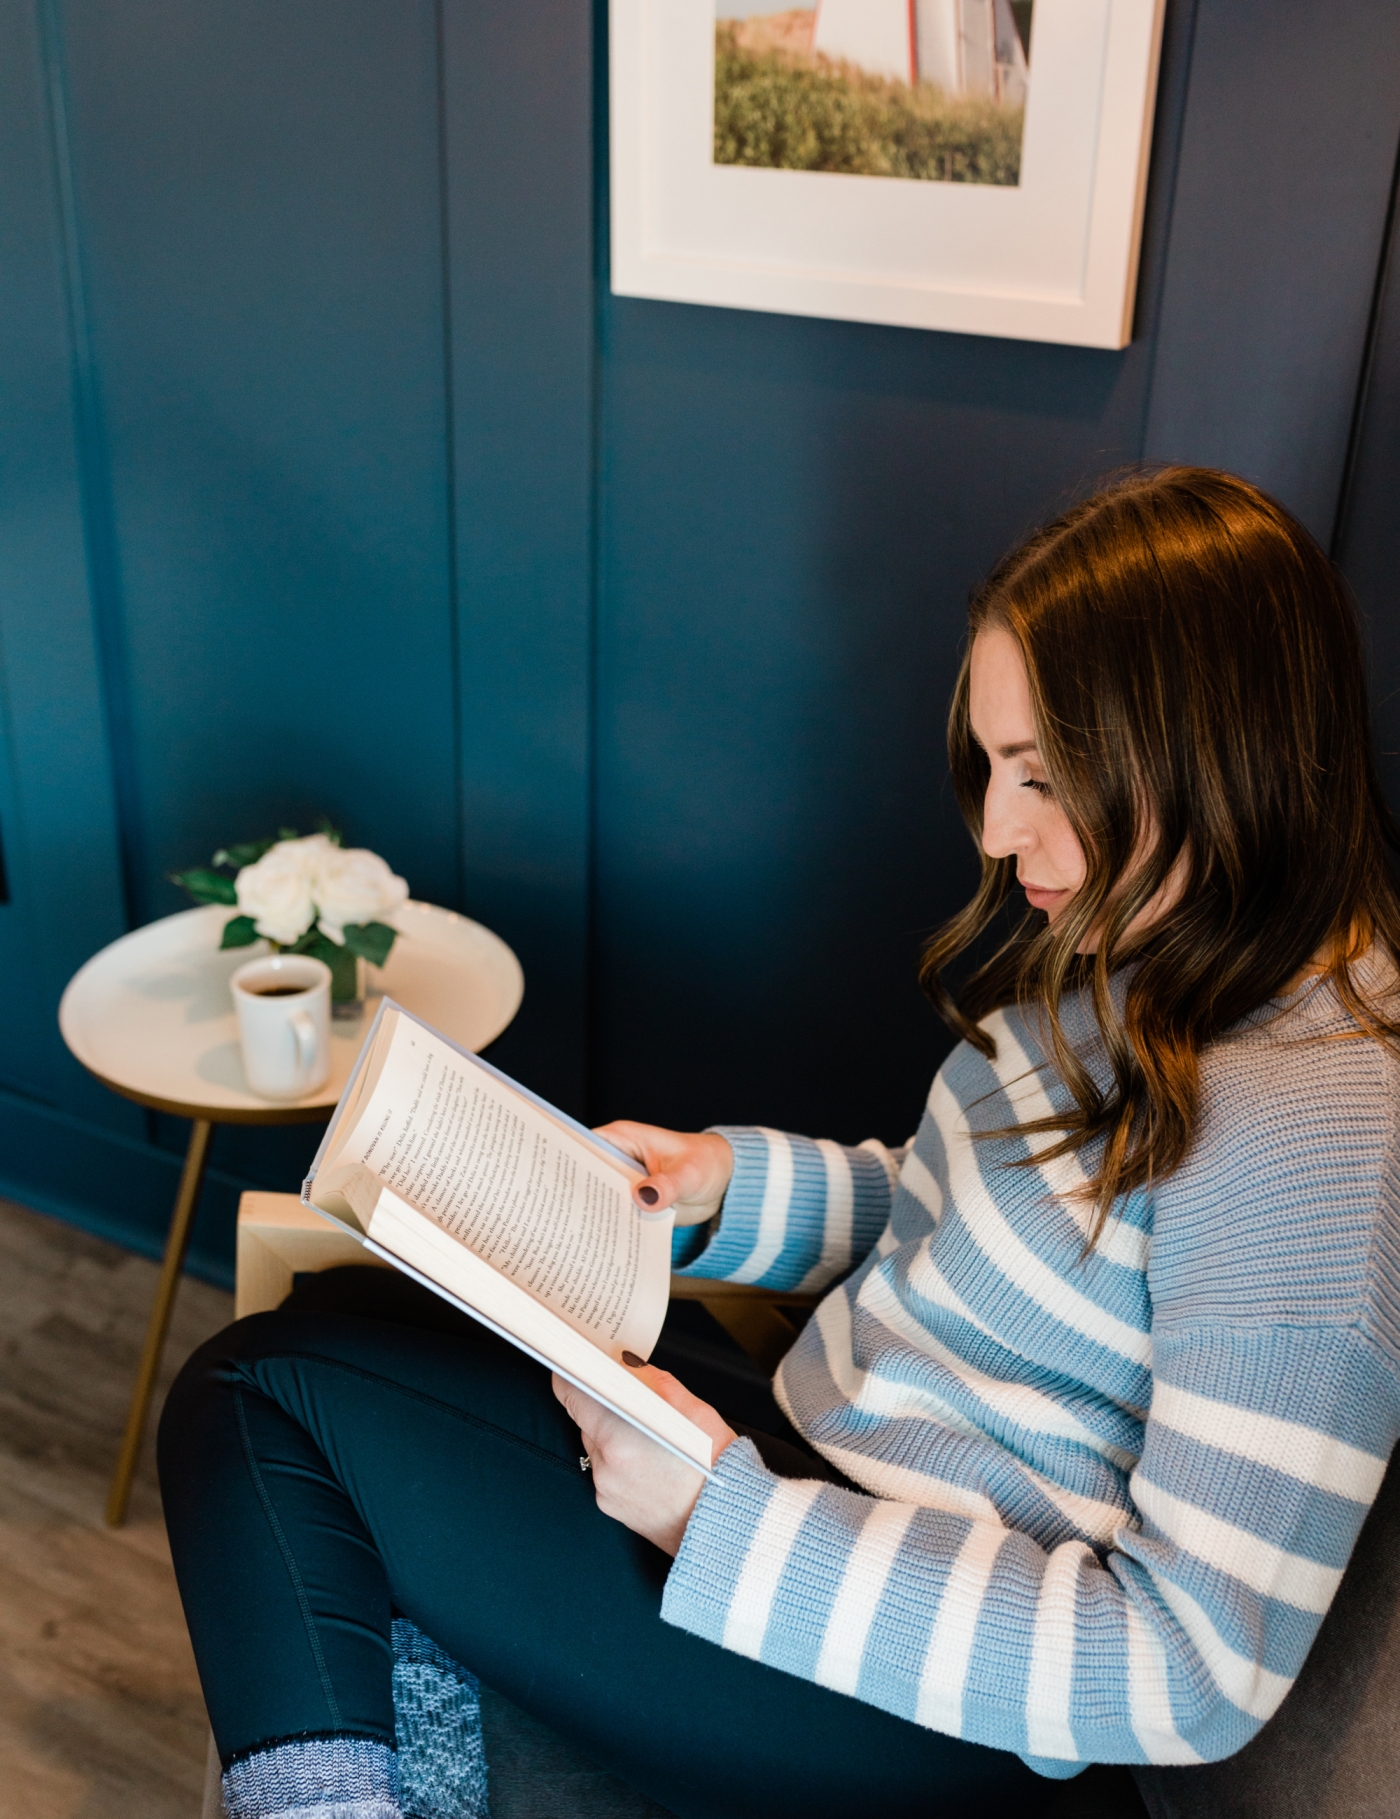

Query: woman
[{"left": 161, "top": 468, "right": 1400, "bottom": 1819}]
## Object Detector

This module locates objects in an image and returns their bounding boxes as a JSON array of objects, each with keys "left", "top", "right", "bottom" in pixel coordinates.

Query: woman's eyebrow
[{"left": 968, "top": 733, "right": 1039, "bottom": 758}]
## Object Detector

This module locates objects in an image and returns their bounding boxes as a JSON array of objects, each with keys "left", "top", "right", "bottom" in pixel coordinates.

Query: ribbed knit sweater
[{"left": 663, "top": 963, "right": 1400, "bottom": 1776}]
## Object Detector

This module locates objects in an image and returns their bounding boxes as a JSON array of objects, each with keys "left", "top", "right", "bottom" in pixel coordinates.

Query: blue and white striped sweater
[{"left": 662, "top": 966, "right": 1400, "bottom": 1774}]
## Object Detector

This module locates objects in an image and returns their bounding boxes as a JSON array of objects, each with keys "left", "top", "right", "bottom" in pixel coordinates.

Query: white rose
[
  {"left": 311, "top": 845, "right": 409, "bottom": 945},
  {"left": 235, "top": 836, "right": 328, "bottom": 946}
]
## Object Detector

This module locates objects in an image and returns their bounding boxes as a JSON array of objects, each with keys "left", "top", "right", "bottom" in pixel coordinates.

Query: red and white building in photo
[{"left": 811, "top": 0, "right": 1029, "bottom": 102}]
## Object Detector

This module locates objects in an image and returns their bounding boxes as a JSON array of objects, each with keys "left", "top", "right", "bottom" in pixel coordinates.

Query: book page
[{"left": 315, "top": 1008, "right": 671, "bottom": 1360}]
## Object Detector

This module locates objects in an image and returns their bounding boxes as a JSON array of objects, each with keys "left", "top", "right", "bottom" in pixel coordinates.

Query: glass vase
[{"left": 326, "top": 943, "right": 364, "bottom": 1019}]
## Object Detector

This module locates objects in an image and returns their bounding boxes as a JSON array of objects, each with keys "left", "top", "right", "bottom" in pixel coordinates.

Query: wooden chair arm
[{"left": 236, "top": 1193, "right": 819, "bottom": 1373}]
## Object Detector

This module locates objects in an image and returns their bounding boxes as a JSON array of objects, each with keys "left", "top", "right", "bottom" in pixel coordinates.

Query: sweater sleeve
[
  {"left": 662, "top": 1323, "right": 1397, "bottom": 1771},
  {"left": 670, "top": 1125, "right": 902, "bottom": 1293}
]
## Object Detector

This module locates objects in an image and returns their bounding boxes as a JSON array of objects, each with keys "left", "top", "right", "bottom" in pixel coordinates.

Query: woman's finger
[
  {"left": 593, "top": 1121, "right": 649, "bottom": 1166},
  {"left": 593, "top": 1123, "right": 733, "bottom": 1219},
  {"left": 552, "top": 1374, "right": 630, "bottom": 1456},
  {"left": 551, "top": 1373, "right": 605, "bottom": 1438},
  {"left": 629, "top": 1365, "right": 738, "bottom": 1463},
  {"left": 592, "top": 1122, "right": 681, "bottom": 1210}
]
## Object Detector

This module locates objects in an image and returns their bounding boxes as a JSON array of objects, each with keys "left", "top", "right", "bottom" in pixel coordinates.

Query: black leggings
[{"left": 158, "top": 1267, "right": 1052, "bottom": 1819}]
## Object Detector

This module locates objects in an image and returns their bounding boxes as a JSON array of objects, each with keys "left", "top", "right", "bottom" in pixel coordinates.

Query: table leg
[{"left": 105, "top": 1117, "right": 215, "bottom": 1527}]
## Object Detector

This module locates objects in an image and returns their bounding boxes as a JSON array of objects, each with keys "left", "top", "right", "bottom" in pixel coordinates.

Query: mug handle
[{"left": 290, "top": 1010, "right": 319, "bottom": 1084}]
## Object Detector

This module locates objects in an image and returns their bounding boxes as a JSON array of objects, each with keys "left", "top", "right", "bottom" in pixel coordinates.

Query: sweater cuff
[
  {"left": 671, "top": 1126, "right": 894, "bottom": 1290},
  {"left": 661, "top": 1437, "right": 795, "bottom": 1650},
  {"left": 669, "top": 1128, "right": 783, "bottom": 1282},
  {"left": 658, "top": 1440, "right": 778, "bottom": 1658},
  {"left": 670, "top": 1221, "right": 715, "bottom": 1269}
]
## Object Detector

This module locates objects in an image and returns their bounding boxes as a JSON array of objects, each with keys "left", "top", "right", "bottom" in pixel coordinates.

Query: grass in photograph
[{"left": 713, "top": 24, "right": 1025, "bottom": 186}]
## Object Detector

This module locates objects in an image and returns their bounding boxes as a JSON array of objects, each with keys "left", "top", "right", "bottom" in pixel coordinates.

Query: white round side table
[{"left": 59, "top": 900, "right": 523, "bottom": 1524}]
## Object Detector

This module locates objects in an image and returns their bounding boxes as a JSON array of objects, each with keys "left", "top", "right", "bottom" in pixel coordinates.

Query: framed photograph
[{"left": 610, "top": 1, "right": 1168, "bottom": 349}]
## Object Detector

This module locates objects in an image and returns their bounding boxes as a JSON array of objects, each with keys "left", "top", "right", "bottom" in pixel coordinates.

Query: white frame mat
[{"left": 610, "top": 0, "right": 1167, "bottom": 348}]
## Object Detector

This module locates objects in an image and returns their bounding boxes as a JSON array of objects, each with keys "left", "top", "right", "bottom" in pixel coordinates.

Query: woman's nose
[{"left": 981, "top": 783, "right": 1032, "bottom": 860}]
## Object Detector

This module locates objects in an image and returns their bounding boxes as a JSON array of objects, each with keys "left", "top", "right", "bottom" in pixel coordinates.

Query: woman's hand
[
  {"left": 552, "top": 1365, "right": 737, "bottom": 1556},
  {"left": 595, "top": 1122, "right": 734, "bottom": 1226}
]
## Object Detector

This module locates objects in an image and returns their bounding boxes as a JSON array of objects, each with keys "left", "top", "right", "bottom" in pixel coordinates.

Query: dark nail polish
[
  {"left": 638, "top": 1184, "right": 660, "bottom": 1207},
  {"left": 622, "top": 1350, "right": 645, "bottom": 1368}
]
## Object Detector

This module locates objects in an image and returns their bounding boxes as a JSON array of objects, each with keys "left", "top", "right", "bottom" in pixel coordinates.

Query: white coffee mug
[{"left": 230, "top": 955, "right": 332, "bottom": 1101}]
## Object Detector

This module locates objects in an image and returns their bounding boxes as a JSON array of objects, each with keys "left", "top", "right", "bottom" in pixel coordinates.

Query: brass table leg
[{"left": 105, "top": 1118, "right": 215, "bottom": 1527}]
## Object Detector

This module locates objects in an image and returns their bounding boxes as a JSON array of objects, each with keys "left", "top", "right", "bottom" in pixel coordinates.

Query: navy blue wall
[{"left": 1, "top": 0, "right": 1398, "bottom": 1284}]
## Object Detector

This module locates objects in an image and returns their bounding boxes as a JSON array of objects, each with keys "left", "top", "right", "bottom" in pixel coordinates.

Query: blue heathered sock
[{"left": 391, "top": 1618, "right": 490, "bottom": 1819}]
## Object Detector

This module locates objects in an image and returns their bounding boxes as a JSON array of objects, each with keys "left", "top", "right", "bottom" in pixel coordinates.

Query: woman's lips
[{"left": 1022, "top": 882, "right": 1068, "bottom": 911}]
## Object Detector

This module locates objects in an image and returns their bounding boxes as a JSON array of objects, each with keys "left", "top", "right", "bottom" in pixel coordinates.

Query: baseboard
[{"left": 0, "top": 1085, "right": 281, "bottom": 1291}]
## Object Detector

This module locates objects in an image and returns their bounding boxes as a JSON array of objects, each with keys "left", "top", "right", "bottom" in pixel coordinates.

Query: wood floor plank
[{"left": 0, "top": 1196, "right": 235, "bottom": 1819}]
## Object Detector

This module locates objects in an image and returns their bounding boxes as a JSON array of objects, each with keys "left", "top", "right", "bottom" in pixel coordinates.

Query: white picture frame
[{"left": 610, "top": 0, "right": 1168, "bottom": 349}]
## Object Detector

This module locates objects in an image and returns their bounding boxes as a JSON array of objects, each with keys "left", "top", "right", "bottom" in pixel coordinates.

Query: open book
[{"left": 303, "top": 1001, "right": 713, "bottom": 1474}]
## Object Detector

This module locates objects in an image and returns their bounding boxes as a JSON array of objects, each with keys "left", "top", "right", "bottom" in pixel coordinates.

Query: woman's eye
[{"left": 1021, "top": 778, "right": 1054, "bottom": 797}]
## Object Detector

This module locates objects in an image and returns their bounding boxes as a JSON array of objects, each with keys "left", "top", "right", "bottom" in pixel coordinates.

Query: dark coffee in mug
[{"left": 248, "top": 983, "right": 308, "bottom": 997}]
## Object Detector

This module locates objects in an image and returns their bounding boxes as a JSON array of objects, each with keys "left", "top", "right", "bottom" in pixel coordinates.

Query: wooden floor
[{"left": 0, "top": 1196, "right": 234, "bottom": 1819}]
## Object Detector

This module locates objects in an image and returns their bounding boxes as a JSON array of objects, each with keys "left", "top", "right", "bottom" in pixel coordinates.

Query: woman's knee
[{"left": 157, "top": 1308, "right": 335, "bottom": 1474}]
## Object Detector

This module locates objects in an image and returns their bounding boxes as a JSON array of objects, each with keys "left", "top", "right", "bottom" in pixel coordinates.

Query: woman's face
[{"left": 968, "top": 627, "right": 1087, "bottom": 924}]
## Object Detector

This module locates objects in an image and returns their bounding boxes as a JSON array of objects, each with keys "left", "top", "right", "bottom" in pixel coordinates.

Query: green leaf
[
  {"left": 171, "top": 867, "right": 239, "bottom": 905},
  {"left": 277, "top": 826, "right": 301, "bottom": 843},
  {"left": 212, "top": 839, "right": 276, "bottom": 869},
  {"left": 341, "top": 921, "right": 396, "bottom": 967},
  {"left": 219, "top": 915, "right": 260, "bottom": 949},
  {"left": 315, "top": 817, "right": 343, "bottom": 846}
]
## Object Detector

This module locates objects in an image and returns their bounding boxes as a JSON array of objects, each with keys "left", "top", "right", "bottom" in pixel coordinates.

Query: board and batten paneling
[
  {"left": 1143, "top": 0, "right": 1400, "bottom": 542},
  {"left": 0, "top": 0, "right": 1397, "bottom": 1278},
  {"left": 588, "top": 0, "right": 1400, "bottom": 1141},
  {"left": 440, "top": 0, "right": 595, "bottom": 1113},
  {"left": 1334, "top": 161, "right": 1400, "bottom": 811},
  {"left": 0, "top": 0, "right": 130, "bottom": 1103}
]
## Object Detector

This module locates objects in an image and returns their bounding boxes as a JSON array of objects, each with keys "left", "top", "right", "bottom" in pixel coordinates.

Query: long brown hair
[{"left": 921, "top": 466, "right": 1400, "bottom": 1236}]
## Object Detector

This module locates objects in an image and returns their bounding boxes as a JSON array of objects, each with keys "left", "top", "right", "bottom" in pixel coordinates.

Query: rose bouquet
[{"left": 172, "top": 827, "right": 408, "bottom": 1008}]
